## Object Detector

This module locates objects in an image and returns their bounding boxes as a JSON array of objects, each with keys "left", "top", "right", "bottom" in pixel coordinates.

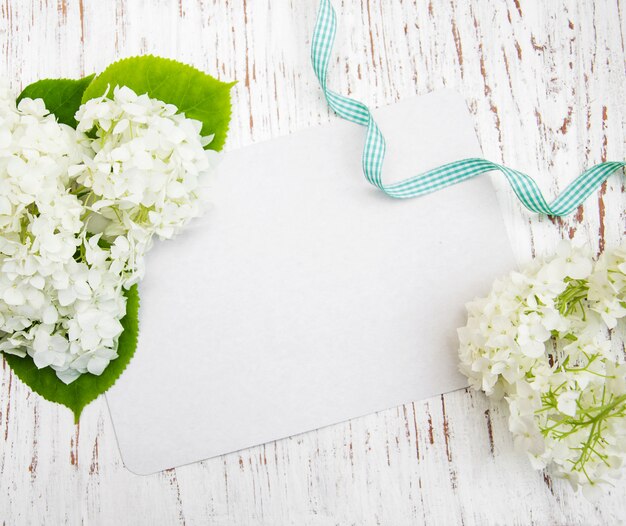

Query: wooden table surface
[{"left": 1, "top": 1, "right": 625, "bottom": 524}]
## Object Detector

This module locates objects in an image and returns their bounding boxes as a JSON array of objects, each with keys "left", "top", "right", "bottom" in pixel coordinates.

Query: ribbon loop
[{"left": 311, "top": 0, "right": 625, "bottom": 217}]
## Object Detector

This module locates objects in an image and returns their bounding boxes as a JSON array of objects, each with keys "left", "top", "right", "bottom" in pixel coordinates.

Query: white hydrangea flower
[
  {"left": 459, "top": 242, "right": 626, "bottom": 494},
  {"left": 73, "top": 85, "right": 218, "bottom": 282},
  {"left": 0, "top": 81, "right": 216, "bottom": 384}
]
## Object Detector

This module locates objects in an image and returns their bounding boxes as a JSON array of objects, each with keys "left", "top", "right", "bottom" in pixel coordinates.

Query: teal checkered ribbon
[{"left": 311, "top": 0, "right": 625, "bottom": 216}]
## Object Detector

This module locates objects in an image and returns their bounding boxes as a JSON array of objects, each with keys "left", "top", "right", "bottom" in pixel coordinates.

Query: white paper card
[{"left": 106, "top": 90, "right": 516, "bottom": 474}]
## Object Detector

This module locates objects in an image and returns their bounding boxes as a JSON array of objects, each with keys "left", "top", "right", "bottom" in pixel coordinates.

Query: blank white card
[{"left": 106, "top": 90, "right": 516, "bottom": 474}]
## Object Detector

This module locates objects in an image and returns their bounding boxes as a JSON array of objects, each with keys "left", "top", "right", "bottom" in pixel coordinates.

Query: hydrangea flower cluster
[
  {"left": 0, "top": 81, "right": 216, "bottom": 384},
  {"left": 458, "top": 243, "right": 626, "bottom": 495}
]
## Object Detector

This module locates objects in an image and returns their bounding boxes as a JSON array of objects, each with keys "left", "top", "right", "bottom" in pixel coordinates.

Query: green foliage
[
  {"left": 6, "top": 57, "right": 233, "bottom": 420},
  {"left": 18, "top": 75, "right": 95, "bottom": 127},
  {"left": 4, "top": 286, "right": 140, "bottom": 423},
  {"left": 82, "top": 55, "right": 235, "bottom": 151}
]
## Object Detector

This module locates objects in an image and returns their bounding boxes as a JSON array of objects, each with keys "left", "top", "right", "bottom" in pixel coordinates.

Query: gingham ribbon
[{"left": 311, "top": 0, "right": 625, "bottom": 216}]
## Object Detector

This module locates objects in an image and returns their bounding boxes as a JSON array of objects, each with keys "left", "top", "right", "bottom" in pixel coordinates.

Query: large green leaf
[
  {"left": 4, "top": 285, "right": 139, "bottom": 423},
  {"left": 17, "top": 75, "right": 95, "bottom": 128},
  {"left": 6, "top": 58, "right": 233, "bottom": 420},
  {"left": 82, "top": 55, "right": 235, "bottom": 151}
]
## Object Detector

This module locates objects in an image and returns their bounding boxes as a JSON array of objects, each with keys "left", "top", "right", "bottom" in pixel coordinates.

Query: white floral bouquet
[
  {"left": 459, "top": 243, "right": 626, "bottom": 495},
  {"left": 0, "top": 57, "right": 233, "bottom": 419}
]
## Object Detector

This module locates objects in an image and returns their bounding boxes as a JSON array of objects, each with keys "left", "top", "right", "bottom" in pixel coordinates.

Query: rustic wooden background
[{"left": 1, "top": 0, "right": 625, "bottom": 524}]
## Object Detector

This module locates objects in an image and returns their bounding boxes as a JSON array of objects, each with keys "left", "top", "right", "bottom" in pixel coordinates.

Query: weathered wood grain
[{"left": 1, "top": 0, "right": 625, "bottom": 524}]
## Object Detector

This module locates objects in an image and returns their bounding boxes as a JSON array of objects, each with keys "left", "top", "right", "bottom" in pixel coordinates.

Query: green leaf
[
  {"left": 6, "top": 57, "right": 233, "bottom": 419},
  {"left": 18, "top": 75, "right": 95, "bottom": 128},
  {"left": 3, "top": 285, "right": 140, "bottom": 423},
  {"left": 82, "top": 55, "right": 235, "bottom": 151}
]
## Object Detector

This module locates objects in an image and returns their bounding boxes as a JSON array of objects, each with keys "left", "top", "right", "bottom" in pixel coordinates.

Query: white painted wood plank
[{"left": 1, "top": 0, "right": 624, "bottom": 524}]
